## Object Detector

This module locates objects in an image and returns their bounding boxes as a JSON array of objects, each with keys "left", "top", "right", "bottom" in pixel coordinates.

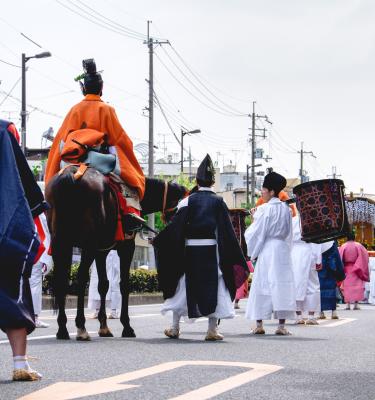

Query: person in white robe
[
  {"left": 291, "top": 215, "right": 322, "bottom": 325},
  {"left": 245, "top": 171, "right": 296, "bottom": 335},
  {"left": 367, "top": 254, "right": 375, "bottom": 305},
  {"left": 30, "top": 213, "right": 53, "bottom": 328},
  {"left": 88, "top": 250, "right": 121, "bottom": 319}
]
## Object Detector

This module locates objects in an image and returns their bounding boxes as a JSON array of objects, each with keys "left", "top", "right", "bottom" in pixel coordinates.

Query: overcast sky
[{"left": 1, "top": 0, "right": 374, "bottom": 193}]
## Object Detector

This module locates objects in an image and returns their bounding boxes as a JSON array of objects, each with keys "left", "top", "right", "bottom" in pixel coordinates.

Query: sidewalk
[{"left": 42, "top": 293, "right": 163, "bottom": 309}]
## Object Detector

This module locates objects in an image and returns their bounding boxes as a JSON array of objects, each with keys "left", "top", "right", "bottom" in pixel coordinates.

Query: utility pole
[
  {"left": 189, "top": 146, "right": 192, "bottom": 181},
  {"left": 144, "top": 21, "right": 168, "bottom": 267},
  {"left": 249, "top": 101, "right": 270, "bottom": 206},
  {"left": 298, "top": 142, "right": 316, "bottom": 183},
  {"left": 327, "top": 166, "right": 341, "bottom": 179},
  {"left": 21, "top": 53, "right": 27, "bottom": 154}
]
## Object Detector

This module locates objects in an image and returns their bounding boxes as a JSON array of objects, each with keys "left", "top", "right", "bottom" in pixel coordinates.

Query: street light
[
  {"left": 21, "top": 51, "right": 52, "bottom": 154},
  {"left": 181, "top": 127, "right": 200, "bottom": 173}
]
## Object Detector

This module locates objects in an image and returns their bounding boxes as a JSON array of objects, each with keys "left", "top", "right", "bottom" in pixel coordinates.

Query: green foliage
[
  {"left": 154, "top": 212, "right": 166, "bottom": 231},
  {"left": 176, "top": 173, "right": 195, "bottom": 191},
  {"left": 42, "top": 264, "right": 160, "bottom": 295},
  {"left": 32, "top": 164, "right": 42, "bottom": 179},
  {"left": 129, "top": 269, "right": 159, "bottom": 293}
]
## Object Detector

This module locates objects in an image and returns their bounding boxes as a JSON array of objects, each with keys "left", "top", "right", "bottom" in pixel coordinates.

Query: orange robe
[
  {"left": 256, "top": 190, "right": 297, "bottom": 217},
  {"left": 45, "top": 94, "right": 145, "bottom": 199}
]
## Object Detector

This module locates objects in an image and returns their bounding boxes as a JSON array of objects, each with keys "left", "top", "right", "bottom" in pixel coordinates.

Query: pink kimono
[
  {"left": 235, "top": 261, "right": 253, "bottom": 300},
  {"left": 339, "top": 241, "right": 369, "bottom": 303}
]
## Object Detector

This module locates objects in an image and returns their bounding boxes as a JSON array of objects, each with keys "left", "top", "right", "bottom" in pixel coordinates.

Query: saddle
[{"left": 60, "top": 128, "right": 116, "bottom": 176}]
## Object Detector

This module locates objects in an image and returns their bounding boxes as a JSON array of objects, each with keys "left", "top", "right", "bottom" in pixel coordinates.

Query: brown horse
[{"left": 45, "top": 166, "right": 187, "bottom": 340}]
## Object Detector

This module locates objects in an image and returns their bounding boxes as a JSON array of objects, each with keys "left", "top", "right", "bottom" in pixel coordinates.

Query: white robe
[
  {"left": 368, "top": 257, "right": 375, "bottom": 305},
  {"left": 30, "top": 213, "right": 53, "bottom": 315},
  {"left": 291, "top": 216, "right": 321, "bottom": 313},
  {"left": 88, "top": 250, "right": 121, "bottom": 311},
  {"left": 245, "top": 197, "right": 296, "bottom": 321}
]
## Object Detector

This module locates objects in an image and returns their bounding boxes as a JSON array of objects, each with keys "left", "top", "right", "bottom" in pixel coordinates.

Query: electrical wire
[
  {"left": 55, "top": 0, "right": 145, "bottom": 41},
  {"left": 0, "top": 90, "right": 63, "bottom": 118},
  {"left": 75, "top": 0, "right": 147, "bottom": 39},
  {"left": 155, "top": 52, "right": 247, "bottom": 118},
  {"left": 153, "top": 91, "right": 181, "bottom": 146},
  {"left": 168, "top": 45, "right": 248, "bottom": 114},
  {"left": 0, "top": 58, "right": 20, "bottom": 68},
  {"left": 0, "top": 77, "right": 22, "bottom": 107},
  {"left": 161, "top": 45, "right": 247, "bottom": 116}
]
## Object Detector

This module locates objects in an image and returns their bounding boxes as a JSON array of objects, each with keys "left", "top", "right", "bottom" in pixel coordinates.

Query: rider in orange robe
[{"left": 45, "top": 59, "right": 145, "bottom": 200}]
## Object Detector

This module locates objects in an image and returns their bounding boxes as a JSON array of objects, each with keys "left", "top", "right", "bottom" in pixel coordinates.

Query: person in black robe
[
  {"left": 0, "top": 119, "right": 48, "bottom": 381},
  {"left": 153, "top": 154, "right": 248, "bottom": 341}
]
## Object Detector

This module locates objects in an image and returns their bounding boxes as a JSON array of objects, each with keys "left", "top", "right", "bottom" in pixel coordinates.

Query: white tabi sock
[
  {"left": 13, "top": 356, "right": 31, "bottom": 371},
  {"left": 208, "top": 317, "right": 218, "bottom": 331},
  {"left": 172, "top": 312, "right": 181, "bottom": 330},
  {"left": 278, "top": 323, "right": 285, "bottom": 330},
  {"left": 256, "top": 321, "right": 263, "bottom": 328}
]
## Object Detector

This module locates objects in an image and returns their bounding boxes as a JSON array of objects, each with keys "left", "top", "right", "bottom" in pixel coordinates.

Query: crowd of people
[{"left": 1, "top": 58, "right": 372, "bottom": 383}]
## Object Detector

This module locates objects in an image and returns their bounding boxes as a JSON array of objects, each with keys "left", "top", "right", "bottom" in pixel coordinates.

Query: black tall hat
[
  {"left": 196, "top": 154, "right": 215, "bottom": 185},
  {"left": 263, "top": 171, "right": 287, "bottom": 193},
  {"left": 75, "top": 58, "right": 103, "bottom": 95}
]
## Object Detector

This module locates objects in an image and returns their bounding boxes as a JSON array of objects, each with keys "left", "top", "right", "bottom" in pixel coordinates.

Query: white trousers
[
  {"left": 88, "top": 251, "right": 121, "bottom": 311},
  {"left": 30, "top": 262, "right": 43, "bottom": 315}
]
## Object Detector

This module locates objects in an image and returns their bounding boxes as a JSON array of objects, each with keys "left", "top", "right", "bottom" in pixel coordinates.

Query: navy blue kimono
[
  {"left": 0, "top": 120, "right": 48, "bottom": 334},
  {"left": 318, "top": 242, "right": 345, "bottom": 311},
  {"left": 153, "top": 189, "right": 248, "bottom": 318}
]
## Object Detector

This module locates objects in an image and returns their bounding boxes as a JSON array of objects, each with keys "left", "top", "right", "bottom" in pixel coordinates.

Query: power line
[
  {"left": 75, "top": 0, "right": 147, "bottom": 39},
  {"left": 55, "top": 0, "right": 145, "bottom": 41},
  {"left": 161, "top": 45, "right": 246, "bottom": 116},
  {"left": 153, "top": 91, "right": 181, "bottom": 146},
  {"left": 0, "top": 90, "right": 63, "bottom": 118},
  {"left": 0, "top": 77, "right": 22, "bottom": 107},
  {"left": 155, "top": 52, "right": 247, "bottom": 118},
  {"left": 148, "top": 23, "right": 252, "bottom": 106},
  {"left": 0, "top": 58, "right": 20, "bottom": 68},
  {"left": 168, "top": 45, "right": 248, "bottom": 115}
]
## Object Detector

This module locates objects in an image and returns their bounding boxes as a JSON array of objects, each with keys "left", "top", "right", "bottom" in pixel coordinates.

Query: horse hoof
[
  {"left": 76, "top": 329, "right": 91, "bottom": 341},
  {"left": 122, "top": 327, "right": 136, "bottom": 338},
  {"left": 98, "top": 328, "right": 114, "bottom": 337},
  {"left": 56, "top": 330, "right": 70, "bottom": 340}
]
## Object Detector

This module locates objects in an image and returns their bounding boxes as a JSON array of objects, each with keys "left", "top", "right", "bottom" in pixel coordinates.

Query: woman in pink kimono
[{"left": 339, "top": 232, "right": 369, "bottom": 310}]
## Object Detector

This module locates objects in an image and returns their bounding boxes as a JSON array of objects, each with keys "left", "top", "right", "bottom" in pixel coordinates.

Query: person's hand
[
  {"left": 250, "top": 207, "right": 257, "bottom": 216},
  {"left": 315, "top": 264, "right": 322, "bottom": 271}
]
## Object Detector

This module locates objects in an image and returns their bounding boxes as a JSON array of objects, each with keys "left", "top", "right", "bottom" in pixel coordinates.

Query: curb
[{"left": 42, "top": 293, "right": 163, "bottom": 310}]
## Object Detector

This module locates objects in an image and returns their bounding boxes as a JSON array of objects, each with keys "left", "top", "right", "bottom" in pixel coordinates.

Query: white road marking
[
  {"left": 39, "top": 313, "right": 160, "bottom": 320},
  {"left": 18, "top": 360, "right": 283, "bottom": 400},
  {"left": 316, "top": 318, "right": 356, "bottom": 328},
  {"left": 0, "top": 332, "right": 97, "bottom": 345}
]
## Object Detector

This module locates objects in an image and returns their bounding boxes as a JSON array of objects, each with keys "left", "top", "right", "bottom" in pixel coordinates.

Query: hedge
[{"left": 42, "top": 264, "right": 159, "bottom": 295}]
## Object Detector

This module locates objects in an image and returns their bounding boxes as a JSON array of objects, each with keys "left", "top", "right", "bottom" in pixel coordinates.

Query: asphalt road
[{"left": 1, "top": 302, "right": 375, "bottom": 400}]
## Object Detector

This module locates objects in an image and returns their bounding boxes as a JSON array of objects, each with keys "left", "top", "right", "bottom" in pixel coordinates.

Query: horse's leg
[
  {"left": 75, "top": 249, "right": 95, "bottom": 341},
  {"left": 95, "top": 251, "right": 113, "bottom": 337},
  {"left": 53, "top": 240, "right": 72, "bottom": 340},
  {"left": 117, "top": 239, "right": 136, "bottom": 338}
]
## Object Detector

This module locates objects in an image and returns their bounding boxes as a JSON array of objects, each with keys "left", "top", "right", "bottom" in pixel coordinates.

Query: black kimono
[{"left": 153, "top": 188, "right": 248, "bottom": 319}]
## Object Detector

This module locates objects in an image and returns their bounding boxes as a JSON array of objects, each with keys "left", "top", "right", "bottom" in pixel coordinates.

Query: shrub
[
  {"left": 129, "top": 269, "right": 159, "bottom": 293},
  {"left": 42, "top": 265, "right": 160, "bottom": 295}
]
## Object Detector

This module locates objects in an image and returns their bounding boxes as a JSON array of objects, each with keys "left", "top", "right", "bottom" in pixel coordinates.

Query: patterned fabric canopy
[{"left": 345, "top": 198, "right": 375, "bottom": 225}]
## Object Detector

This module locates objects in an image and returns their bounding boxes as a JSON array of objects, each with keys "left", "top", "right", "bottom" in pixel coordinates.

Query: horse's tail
[{"left": 48, "top": 170, "right": 76, "bottom": 312}]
